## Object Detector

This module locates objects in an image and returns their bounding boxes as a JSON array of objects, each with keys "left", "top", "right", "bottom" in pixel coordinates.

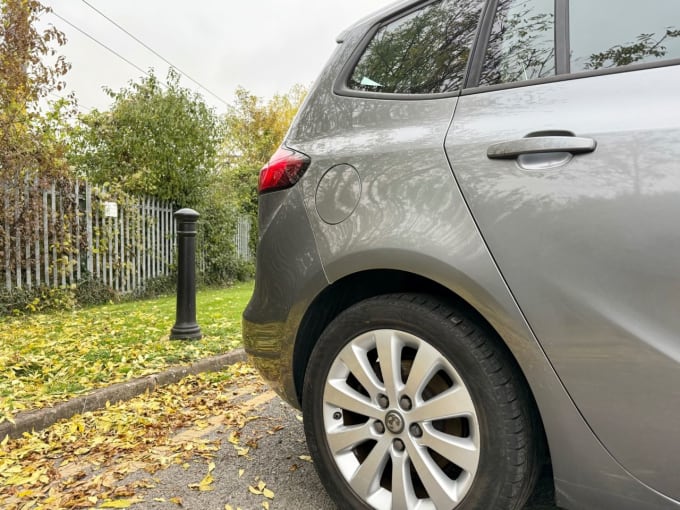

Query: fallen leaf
[
  {"left": 238, "top": 469, "right": 244, "bottom": 478},
  {"left": 298, "top": 455, "right": 312, "bottom": 462},
  {"left": 188, "top": 473, "right": 214, "bottom": 492},
  {"left": 263, "top": 488, "right": 275, "bottom": 499},
  {"left": 100, "top": 498, "right": 143, "bottom": 508}
]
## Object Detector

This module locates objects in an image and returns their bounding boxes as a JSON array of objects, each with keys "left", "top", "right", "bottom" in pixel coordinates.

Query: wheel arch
[{"left": 294, "top": 268, "right": 544, "bottom": 421}]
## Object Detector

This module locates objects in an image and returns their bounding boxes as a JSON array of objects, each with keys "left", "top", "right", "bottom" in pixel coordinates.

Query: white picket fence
[{"left": 1, "top": 180, "right": 251, "bottom": 294}]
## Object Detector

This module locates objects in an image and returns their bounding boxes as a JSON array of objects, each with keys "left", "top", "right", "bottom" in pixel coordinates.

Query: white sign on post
[{"left": 103, "top": 202, "right": 118, "bottom": 218}]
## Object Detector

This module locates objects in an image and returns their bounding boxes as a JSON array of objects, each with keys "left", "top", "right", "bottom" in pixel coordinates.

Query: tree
[
  {"left": 0, "top": 0, "right": 73, "bottom": 183},
  {"left": 1, "top": 0, "right": 77, "bottom": 290},
  {"left": 221, "top": 84, "right": 306, "bottom": 220},
  {"left": 71, "top": 69, "right": 221, "bottom": 208}
]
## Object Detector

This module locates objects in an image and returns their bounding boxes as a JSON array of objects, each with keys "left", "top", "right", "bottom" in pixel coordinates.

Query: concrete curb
[{"left": 0, "top": 348, "right": 247, "bottom": 440}]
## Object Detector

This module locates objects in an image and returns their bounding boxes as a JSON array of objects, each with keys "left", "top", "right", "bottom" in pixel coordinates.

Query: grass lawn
[{"left": 0, "top": 281, "right": 254, "bottom": 424}]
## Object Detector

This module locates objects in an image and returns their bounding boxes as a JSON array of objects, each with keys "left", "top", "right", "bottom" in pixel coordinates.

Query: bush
[
  {"left": 74, "top": 275, "right": 117, "bottom": 306},
  {"left": 0, "top": 276, "right": 118, "bottom": 317},
  {"left": 0, "top": 285, "right": 78, "bottom": 316},
  {"left": 196, "top": 171, "right": 254, "bottom": 286},
  {"left": 129, "top": 274, "right": 177, "bottom": 301}
]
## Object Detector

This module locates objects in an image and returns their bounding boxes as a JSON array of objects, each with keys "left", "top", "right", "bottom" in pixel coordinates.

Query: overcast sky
[{"left": 41, "top": 0, "right": 394, "bottom": 114}]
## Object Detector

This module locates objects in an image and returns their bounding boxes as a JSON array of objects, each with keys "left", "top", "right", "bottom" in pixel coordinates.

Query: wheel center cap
[{"left": 385, "top": 411, "right": 405, "bottom": 434}]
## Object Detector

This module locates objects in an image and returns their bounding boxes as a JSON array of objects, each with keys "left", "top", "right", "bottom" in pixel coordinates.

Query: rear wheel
[{"left": 302, "top": 294, "right": 541, "bottom": 510}]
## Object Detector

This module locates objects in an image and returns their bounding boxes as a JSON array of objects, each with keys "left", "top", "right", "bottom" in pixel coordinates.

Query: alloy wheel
[{"left": 322, "top": 329, "right": 480, "bottom": 510}]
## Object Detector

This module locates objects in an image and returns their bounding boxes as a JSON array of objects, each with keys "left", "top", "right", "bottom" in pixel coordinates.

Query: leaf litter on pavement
[{"left": 0, "top": 362, "right": 281, "bottom": 509}]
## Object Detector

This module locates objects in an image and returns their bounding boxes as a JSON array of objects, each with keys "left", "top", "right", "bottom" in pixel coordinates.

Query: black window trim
[
  {"left": 464, "top": 0, "right": 680, "bottom": 95},
  {"left": 555, "top": 0, "right": 570, "bottom": 74},
  {"left": 463, "top": 0, "right": 498, "bottom": 87},
  {"left": 333, "top": 0, "right": 486, "bottom": 101}
]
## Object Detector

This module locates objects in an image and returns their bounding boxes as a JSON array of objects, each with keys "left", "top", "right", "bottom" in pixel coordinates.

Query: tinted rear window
[
  {"left": 570, "top": 0, "right": 680, "bottom": 72},
  {"left": 348, "top": 0, "right": 483, "bottom": 95},
  {"left": 479, "top": 0, "right": 555, "bottom": 86}
]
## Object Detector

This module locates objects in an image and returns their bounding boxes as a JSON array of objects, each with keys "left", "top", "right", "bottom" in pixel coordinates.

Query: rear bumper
[{"left": 242, "top": 186, "right": 327, "bottom": 407}]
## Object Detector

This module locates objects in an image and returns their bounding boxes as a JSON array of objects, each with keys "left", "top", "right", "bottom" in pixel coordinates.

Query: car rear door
[{"left": 445, "top": 0, "right": 680, "bottom": 500}]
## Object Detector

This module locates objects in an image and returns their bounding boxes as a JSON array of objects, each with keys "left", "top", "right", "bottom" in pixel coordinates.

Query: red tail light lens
[{"left": 258, "top": 147, "right": 311, "bottom": 194}]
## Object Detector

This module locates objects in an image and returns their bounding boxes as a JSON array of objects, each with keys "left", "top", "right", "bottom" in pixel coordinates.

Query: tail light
[{"left": 258, "top": 147, "right": 311, "bottom": 194}]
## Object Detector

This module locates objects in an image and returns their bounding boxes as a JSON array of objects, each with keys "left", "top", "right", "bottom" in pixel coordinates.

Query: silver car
[{"left": 243, "top": 0, "right": 680, "bottom": 508}]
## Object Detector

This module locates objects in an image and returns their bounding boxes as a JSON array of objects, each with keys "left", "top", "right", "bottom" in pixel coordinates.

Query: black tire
[{"left": 302, "top": 293, "right": 542, "bottom": 510}]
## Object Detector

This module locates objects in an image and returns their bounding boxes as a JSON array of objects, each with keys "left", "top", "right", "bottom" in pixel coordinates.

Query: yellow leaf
[
  {"left": 263, "top": 488, "right": 275, "bottom": 499},
  {"left": 257, "top": 480, "right": 266, "bottom": 491},
  {"left": 208, "top": 461, "right": 216, "bottom": 473},
  {"left": 169, "top": 496, "right": 183, "bottom": 505},
  {"left": 238, "top": 469, "right": 244, "bottom": 478},
  {"left": 248, "top": 485, "right": 263, "bottom": 495},
  {"left": 262, "top": 502, "right": 270, "bottom": 510},
  {"left": 298, "top": 455, "right": 312, "bottom": 462},
  {"left": 236, "top": 446, "right": 249, "bottom": 456},
  {"left": 1, "top": 434, "right": 8, "bottom": 447},
  {"left": 100, "top": 498, "right": 143, "bottom": 508},
  {"left": 199, "top": 474, "right": 214, "bottom": 491},
  {"left": 225, "top": 506, "right": 233, "bottom": 510},
  {"left": 188, "top": 473, "right": 214, "bottom": 492}
]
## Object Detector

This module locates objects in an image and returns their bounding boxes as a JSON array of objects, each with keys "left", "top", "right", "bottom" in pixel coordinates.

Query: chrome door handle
[{"left": 487, "top": 136, "right": 597, "bottom": 159}]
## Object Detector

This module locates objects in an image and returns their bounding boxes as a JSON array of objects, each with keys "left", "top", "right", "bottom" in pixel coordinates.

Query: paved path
[{"left": 126, "top": 380, "right": 560, "bottom": 509}]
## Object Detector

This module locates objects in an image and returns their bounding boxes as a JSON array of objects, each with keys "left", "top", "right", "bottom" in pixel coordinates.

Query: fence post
[{"left": 170, "top": 208, "right": 202, "bottom": 340}]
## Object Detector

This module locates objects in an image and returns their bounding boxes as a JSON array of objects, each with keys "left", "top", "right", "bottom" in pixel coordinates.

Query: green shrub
[
  {"left": 74, "top": 275, "right": 118, "bottom": 306},
  {"left": 0, "top": 285, "right": 77, "bottom": 316},
  {"left": 196, "top": 172, "right": 254, "bottom": 286},
  {"left": 129, "top": 274, "right": 177, "bottom": 301}
]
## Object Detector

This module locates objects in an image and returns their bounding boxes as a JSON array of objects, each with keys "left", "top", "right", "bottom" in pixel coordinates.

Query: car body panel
[
  {"left": 243, "top": 185, "right": 328, "bottom": 404},
  {"left": 446, "top": 65, "right": 680, "bottom": 500}
]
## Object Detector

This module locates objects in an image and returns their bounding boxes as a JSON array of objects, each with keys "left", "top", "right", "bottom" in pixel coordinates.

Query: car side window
[
  {"left": 570, "top": 0, "right": 680, "bottom": 72},
  {"left": 348, "top": 0, "right": 483, "bottom": 95},
  {"left": 478, "top": 0, "right": 555, "bottom": 86}
]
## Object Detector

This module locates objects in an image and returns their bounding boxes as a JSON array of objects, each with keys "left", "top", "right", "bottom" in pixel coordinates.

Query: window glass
[
  {"left": 479, "top": 0, "right": 555, "bottom": 86},
  {"left": 570, "top": 0, "right": 680, "bottom": 72},
  {"left": 348, "top": 0, "right": 483, "bottom": 94}
]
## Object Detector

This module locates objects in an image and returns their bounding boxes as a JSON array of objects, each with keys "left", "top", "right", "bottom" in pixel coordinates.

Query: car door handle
[{"left": 487, "top": 135, "right": 597, "bottom": 159}]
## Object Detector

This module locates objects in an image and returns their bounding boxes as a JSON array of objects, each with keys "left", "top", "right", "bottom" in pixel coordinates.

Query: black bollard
[{"left": 170, "top": 208, "right": 202, "bottom": 340}]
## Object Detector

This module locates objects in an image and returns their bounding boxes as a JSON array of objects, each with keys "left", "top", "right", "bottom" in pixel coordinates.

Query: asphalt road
[{"left": 125, "top": 380, "right": 559, "bottom": 510}]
